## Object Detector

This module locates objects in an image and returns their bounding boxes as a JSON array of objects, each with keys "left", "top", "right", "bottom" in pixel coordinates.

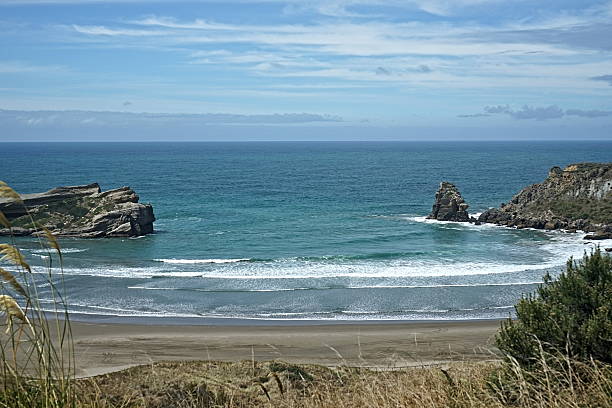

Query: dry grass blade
[
  {"left": 43, "top": 227, "right": 62, "bottom": 258},
  {"left": 0, "top": 183, "right": 75, "bottom": 408},
  {"left": 0, "top": 294, "right": 27, "bottom": 323},
  {"left": 257, "top": 383, "right": 271, "bottom": 401},
  {"left": 270, "top": 372, "right": 284, "bottom": 395},
  {"left": 0, "top": 244, "right": 31, "bottom": 273},
  {"left": 0, "top": 267, "right": 27, "bottom": 297},
  {"left": 0, "top": 181, "right": 22, "bottom": 203},
  {"left": 0, "top": 210, "right": 10, "bottom": 229}
]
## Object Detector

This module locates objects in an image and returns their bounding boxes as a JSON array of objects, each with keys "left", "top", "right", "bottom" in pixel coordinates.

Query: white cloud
[
  {"left": 0, "top": 0, "right": 506, "bottom": 16},
  {"left": 59, "top": 9, "right": 612, "bottom": 91},
  {"left": 3, "top": 0, "right": 611, "bottom": 116},
  {"left": 81, "top": 17, "right": 580, "bottom": 57},
  {"left": 0, "top": 60, "right": 67, "bottom": 73},
  {"left": 462, "top": 104, "right": 612, "bottom": 120},
  {"left": 72, "top": 24, "right": 165, "bottom": 36},
  {"left": 0, "top": 109, "right": 344, "bottom": 127}
]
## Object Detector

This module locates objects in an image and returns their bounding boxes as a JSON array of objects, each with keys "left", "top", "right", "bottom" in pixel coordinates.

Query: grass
[
  {"left": 75, "top": 355, "right": 610, "bottom": 408},
  {"left": 544, "top": 198, "right": 612, "bottom": 225},
  {"left": 0, "top": 181, "right": 75, "bottom": 407},
  {"left": 8, "top": 193, "right": 119, "bottom": 232}
]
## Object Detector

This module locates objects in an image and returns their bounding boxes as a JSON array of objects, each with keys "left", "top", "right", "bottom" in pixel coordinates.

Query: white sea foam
[
  {"left": 126, "top": 286, "right": 303, "bottom": 292},
  {"left": 126, "top": 282, "right": 543, "bottom": 292},
  {"left": 53, "top": 267, "right": 204, "bottom": 279},
  {"left": 154, "top": 258, "right": 251, "bottom": 264},
  {"left": 45, "top": 229, "right": 605, "bottom": 282},
  {"left": 346, "top": 282, "right": 543, "bottom": 289},
  {"left": 60, "top": 309, "right": 512, "bottom": 321},
  {"left": 404, "top": 215, "right": 502, "bottom": 228},
  {"left": 188, "top": 260, "right": 557, "bottom": 279},
  {"left": 56, "top": 257, "right": 568, "bottom": 280},
  {"left": 31, "top": 254, "right": 50, "bottom": 259},
  {"left": 49, "top": 304, "right": 203, "bottom": 319},
  {"left": 221, "top": 308, "right": 516, "bottom": 321},
  {"left": 39, "top": 299, "right": 515, "bottom": 321},
  {"left": 31, "top": 248, "right": 88, "bottom": 254}
]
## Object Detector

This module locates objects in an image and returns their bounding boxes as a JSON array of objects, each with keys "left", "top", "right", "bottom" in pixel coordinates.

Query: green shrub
[{"left": 496, "top": 248, "right": 612, "bottom": 368}]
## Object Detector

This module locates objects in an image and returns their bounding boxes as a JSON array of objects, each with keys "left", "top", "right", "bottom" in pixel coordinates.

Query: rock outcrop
[
  {"left": 0, "top": 183, "right": 155, "bottom": 238},
  {"left": 427, "top": 181, "right": 470, "bottom": 222},
  {"left": 478, "top": 163, "right": 611, "bottom": 235}
]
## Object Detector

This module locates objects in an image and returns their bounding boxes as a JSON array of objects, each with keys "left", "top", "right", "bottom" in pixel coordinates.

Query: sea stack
[
  {"left": 0, "top": 183, "right": 155, "bottom": 238},
  {"left": 427, "top": 181, "right": 470, "bottom": 222},
  {"left": 478, "top": 162, "right": 611, "bottom": 235}
]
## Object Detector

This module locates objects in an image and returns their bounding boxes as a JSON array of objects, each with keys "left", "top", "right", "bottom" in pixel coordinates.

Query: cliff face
[
  {"left": 479, "top": 163, "right": 612, "bottom": 233},
  {"left": 427, "top": 181, "right": 470, "bottom": 222},
  {"left": 0, "top": 183, "right": 155, "bottom": 238}
]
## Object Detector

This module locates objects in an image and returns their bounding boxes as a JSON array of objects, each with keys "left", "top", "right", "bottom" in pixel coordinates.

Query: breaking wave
[{"left": 154, "top": 258, "right": 252, "bottom": 264}]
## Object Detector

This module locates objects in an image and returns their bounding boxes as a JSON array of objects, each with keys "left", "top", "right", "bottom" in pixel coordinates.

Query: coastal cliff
[
  {"left": 0, "top": 183, "right": 155, "bottom": 238},
  {"left": 478, "top": 163, "right": 611, "bottom": 236}
]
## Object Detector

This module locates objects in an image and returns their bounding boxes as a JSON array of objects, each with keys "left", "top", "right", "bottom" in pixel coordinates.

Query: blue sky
[{"left": 1, "top": 0, "right": 612, "bottom": 141}]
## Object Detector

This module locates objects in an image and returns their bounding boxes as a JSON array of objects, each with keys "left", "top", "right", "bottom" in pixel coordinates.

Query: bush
[{"left": 496, "top": 248, "right": 612, "bottom": 367}]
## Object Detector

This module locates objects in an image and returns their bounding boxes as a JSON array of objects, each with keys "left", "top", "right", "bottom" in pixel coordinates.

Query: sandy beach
[{"left": 70, "top": 319, "right": 502, "bottom": 377}]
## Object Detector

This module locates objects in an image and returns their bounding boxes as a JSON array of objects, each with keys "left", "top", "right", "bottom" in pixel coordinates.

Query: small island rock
[
  {"left": 0, "top": 183, "right": 155, "bottom": 238},
  {"left": 427, "top": 181, "right": 470, "bottom": 222}
]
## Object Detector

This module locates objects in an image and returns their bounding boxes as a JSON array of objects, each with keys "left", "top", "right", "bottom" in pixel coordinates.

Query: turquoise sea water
[{"left": 1, "top": 141, "right": 611, "bottom": 322}]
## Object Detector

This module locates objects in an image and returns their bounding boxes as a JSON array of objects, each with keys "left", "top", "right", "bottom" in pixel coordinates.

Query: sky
[{"left": 1, "top": 0, "right": 612, "bottom": 141}]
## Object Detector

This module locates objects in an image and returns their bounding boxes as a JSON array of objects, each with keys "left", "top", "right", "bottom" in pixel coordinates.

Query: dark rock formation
[
  {"left": 427, "top": 182, "right": 470, "bottom": 222},
  {"left": 478, "top": 163, "right": 611, "bottom": 236},
  {"left": 584, "top": 232, "right": 612, "bottom": 240},
  {"left": 0, "top": 183, "right": 155, "bottom": 238}
]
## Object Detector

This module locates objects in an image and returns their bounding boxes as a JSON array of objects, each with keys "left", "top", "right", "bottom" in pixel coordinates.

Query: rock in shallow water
[
  {"left": 427, "top": 181, "right": 470, "bottom": 222},
  {"left": 584, "top": 232, "right": 612, "bottom": 240},
  {"left": 0, "top": 183, "right": 155, "bottom": 238}
]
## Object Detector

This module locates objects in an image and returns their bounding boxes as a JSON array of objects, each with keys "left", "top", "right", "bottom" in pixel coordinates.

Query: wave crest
[{"left": 154, "top": 258, "right": 251, "bottom": 264}]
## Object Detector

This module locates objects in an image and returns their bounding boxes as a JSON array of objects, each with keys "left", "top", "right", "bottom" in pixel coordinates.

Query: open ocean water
[{"left": 1, "top": 141, "right": 611, "bottom": 322}]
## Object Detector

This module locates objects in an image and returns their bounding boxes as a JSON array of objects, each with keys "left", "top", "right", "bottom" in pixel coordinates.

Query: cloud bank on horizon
[{"left": 0, "top": 0, "right": 611, "bottom": 140}]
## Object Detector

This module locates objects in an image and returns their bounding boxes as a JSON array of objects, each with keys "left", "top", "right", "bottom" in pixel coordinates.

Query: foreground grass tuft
[
  {"left": 76, "top": 358, "right": 610, "bottom": 407},
  {"left": 0, "top": 181, "right": 74, "bottom": 407}
]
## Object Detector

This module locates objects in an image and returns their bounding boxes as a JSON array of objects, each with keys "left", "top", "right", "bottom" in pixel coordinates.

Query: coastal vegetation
[
  {"left": 74, "top": 355, "right": 610, "bottom": 407},
  {"left": 496, "top": 248, "right": 611, "bottom": 366},
  {"left": 0, "top": 181, "right": 75, "bottom": 407}
]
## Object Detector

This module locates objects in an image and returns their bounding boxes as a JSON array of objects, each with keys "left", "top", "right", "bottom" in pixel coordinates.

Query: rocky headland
[
  {"left": 427, "top": 181, "right": 471, "bottom": 222},
  {"left": 0, "top": 183, "right": 155, "bottom": 238},
  {"left": 478, "top": 163, "right": 611, "bottom": 238}
]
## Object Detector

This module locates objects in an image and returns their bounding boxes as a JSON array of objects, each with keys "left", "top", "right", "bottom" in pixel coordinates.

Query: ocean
[{"left": 1, "top": 141, "right": 611, "bottom": 323}]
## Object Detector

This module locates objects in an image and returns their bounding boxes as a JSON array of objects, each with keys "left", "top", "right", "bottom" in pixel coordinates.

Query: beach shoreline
[
  {"left": 69, "top": 318, "right": 503, "bottom": 377},
  {"left": 66, "top": 311, "right": 508, "bottom": 326}
]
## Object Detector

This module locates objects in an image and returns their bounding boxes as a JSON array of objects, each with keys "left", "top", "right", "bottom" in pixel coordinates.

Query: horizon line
[{"left": 2, "top": 139, "right": 612, "bottom": 143}]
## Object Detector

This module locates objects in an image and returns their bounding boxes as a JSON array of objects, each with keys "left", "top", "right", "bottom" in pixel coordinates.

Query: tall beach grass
[
  {"left": 75, "top": 352, "right": 610, "bottom": 407},
  {"left": 0, "top": 181, "right": 74, "bottom": 407}
]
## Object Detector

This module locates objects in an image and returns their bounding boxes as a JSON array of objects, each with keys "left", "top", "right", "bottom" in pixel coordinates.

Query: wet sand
[{"left": 70, "top": 319, "right": 502, "bottom": 377}]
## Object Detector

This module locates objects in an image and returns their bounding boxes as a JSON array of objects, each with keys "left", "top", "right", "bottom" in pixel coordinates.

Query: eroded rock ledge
[
  {"left": 0, "top": 183, "right": 155, "bottom": 238},
  {"left": 478, "top": 163, "right": 611, "bottom": 237}
]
